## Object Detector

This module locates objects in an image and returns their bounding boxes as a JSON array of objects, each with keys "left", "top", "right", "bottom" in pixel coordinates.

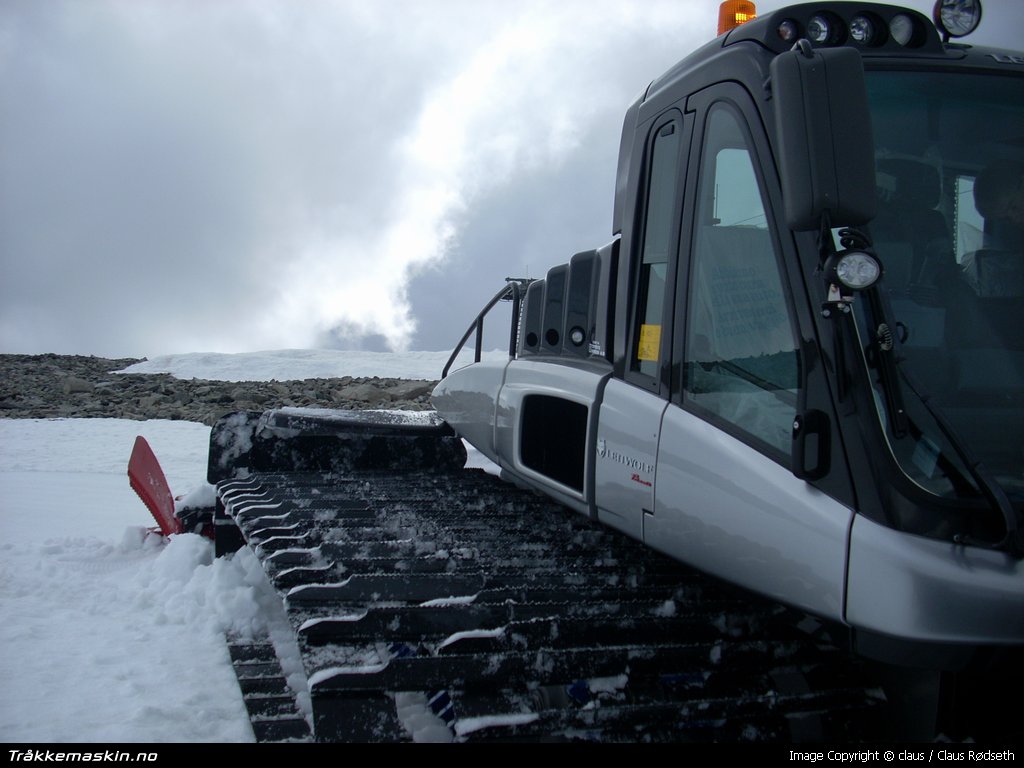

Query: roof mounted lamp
[
  {"left": 718, "top": 1, "right": 757, "bottom": 36},
  {"left": 933, "top": 0, "right": 982, "bottom": 43}
]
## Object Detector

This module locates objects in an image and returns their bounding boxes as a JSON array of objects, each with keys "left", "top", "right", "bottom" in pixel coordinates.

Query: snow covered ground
[
  {"left": 0, "top": 349, "right": 499, "bottom": 743},
  {"left": 120, "top": 348, "right": 508, "bottom": 382}
]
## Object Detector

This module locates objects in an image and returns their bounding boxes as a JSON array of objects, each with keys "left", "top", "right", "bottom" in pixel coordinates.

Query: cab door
[
  {"left": 645, "top": 86, "right": 854, "bottom": 623},
  {"left": 595, "top": 108, "right": 689, "bottom": 541}
]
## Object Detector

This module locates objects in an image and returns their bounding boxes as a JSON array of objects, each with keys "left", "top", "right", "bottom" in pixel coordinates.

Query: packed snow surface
[
  {"left": 0, "top": 419, "right": 263, "bottom": 742},
  {"left": 1, "top": 348, "right": 499, "bottom": 742}
]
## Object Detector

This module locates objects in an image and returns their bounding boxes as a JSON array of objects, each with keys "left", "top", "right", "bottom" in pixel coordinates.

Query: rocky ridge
[{"left": 0, "top": 354, "right": 437, "bottom": 426}]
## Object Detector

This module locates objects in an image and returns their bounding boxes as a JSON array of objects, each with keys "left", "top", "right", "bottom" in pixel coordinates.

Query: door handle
[{"left": 792, "top": 410, "right": 831, "bottom": 481}]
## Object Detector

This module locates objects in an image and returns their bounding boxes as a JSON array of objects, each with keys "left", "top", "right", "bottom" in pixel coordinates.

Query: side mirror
[{"left": 770, "top": 44, "right": 877, "bottom": 232}]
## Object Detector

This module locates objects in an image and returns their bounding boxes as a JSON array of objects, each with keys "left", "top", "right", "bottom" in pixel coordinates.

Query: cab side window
[
  {"left": 631, "top": 117, "right": 682, "bottom": 383},
  {"left": 684, "top": 104, "right": 798, "bottom": 457}
]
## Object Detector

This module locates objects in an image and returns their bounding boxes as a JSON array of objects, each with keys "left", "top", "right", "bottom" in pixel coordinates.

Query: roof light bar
[{"left": 732, "top": 4, "right": 945, "bottom": 55}]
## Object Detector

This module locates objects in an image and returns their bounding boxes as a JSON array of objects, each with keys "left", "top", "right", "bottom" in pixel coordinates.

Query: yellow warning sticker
[{"left": 637, "top": 324, "right": 661, "bottom": 361}]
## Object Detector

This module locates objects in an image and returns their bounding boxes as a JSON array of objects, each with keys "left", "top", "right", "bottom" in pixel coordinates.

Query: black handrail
[{"left": 442, "top": 279, "right": 530, "bottom": 378}]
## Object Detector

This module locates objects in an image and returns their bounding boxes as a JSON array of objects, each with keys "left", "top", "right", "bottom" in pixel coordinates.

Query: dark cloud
[
  {"left": 1, "top": 0, "right": 1018, "bottom": 356},
  {"left": 406, "top": 121, "right": 620, "bottom": 351}
]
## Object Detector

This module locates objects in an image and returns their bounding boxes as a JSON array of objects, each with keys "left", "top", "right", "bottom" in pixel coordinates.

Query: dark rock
[
  {"left": 334, "top": 382, "right": 391, "bottom": 405},
  {"left": 387, "top": 381, "right": 434, "bottom": 400},
  {"left": 63, "top": 376, "right": 94, "bottom": 395},
  {"left": 0, "top": 353, "right": 439, "bottom": 425}
]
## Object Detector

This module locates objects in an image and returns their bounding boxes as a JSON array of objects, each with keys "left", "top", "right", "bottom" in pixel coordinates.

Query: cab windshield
[{"left": 861, "top": 68, "right": 1024, "bottom": 501}]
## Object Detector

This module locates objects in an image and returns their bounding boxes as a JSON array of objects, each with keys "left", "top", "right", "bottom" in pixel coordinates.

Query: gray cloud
[
  {"left": 0, "top": 0, "right": 715, "bottom": 355},
  {"left": 1, "top": 0, "right": 1019, "bottom": 356}
]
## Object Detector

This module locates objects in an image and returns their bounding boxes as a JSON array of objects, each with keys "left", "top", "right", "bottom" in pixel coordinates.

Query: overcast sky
[{"left": 1, "top": 0, "right": 1019, "bottom": 357}]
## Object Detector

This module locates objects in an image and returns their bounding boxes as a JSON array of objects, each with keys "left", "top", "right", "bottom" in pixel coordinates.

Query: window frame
[
  {"left": 674, "top": 93, "right": 803, "bottom": 469},
  {"left": 624, "top": 109, "right": 690, "bottom": 396}
]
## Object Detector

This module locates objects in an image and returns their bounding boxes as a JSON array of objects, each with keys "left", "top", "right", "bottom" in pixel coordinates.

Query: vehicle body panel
[
  {"left": 846, "top": 514, "right": 1024, "bottom": 645},
  {"left": 595, "top": 377, "right": 667, "bottom": 541},
  {"left": 651, "top": 404, "right": 853, "bottom": 622},
  {"left": 432, "top": 358, "right": 508, "bottom": 465},
  {"left": 494, "top": 357, "right": 611, "bottom": 516}
]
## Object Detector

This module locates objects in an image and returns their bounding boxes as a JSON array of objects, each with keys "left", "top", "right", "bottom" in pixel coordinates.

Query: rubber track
[
  {"left": 225, "top": 634, "right": 311, "bottom": 742},
  {"left": 218, "top": 467, "right": 884, "bottom": 742}
]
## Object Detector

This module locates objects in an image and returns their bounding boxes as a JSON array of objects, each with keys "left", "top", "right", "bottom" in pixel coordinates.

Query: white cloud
[
  {"left": 8, "top": 0, "right": 1014, "bottom": 356},
  {"left": 0, "top": 0, "right": 711, "bottom": 355},
  {"left": 264, "top": 0, "right": 710, "bottom": 352}
]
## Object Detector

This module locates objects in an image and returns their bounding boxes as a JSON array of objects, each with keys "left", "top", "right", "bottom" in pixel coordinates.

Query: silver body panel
[
  {"left": 431, "top": 359, "right": 509, "bottom": 466},
  {"left": 435, "top": 358, "right": 1024, "bottom": 647},
  {"left": 651, "top": 405, "right": 852, "bottom": 623},
  {"left": 846, "top": 514, "right": 1024, "bottom": 645},
  {"left": 494, "top": 358, "right": 610, "bottom": 516},
  {"left": 595, "top": 378, "right": 666, "bottom": 542}
]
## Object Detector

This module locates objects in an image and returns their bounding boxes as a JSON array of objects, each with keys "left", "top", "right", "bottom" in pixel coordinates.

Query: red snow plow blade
[{"left": 128, "top": 436, "right": 181, "bottom": 536}]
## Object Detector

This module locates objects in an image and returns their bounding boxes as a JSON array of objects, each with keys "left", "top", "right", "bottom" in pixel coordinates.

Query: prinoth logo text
[{"left": 597, "top": 438, "right": 654, "bottom": 475}]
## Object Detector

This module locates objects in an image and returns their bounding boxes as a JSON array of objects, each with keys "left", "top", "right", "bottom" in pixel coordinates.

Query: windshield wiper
[
  {"left": 863, "top": 288, "right": 1023, "bottom": 557},
  {"left": 840, "top": 227, "right": 1023, "bottom": 557},
  {"left": 893, "top": 366, "right": 1023, "bottom": 558},
  {"left": 865, "top": 289, "right": 909, "bottom": 439}
]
